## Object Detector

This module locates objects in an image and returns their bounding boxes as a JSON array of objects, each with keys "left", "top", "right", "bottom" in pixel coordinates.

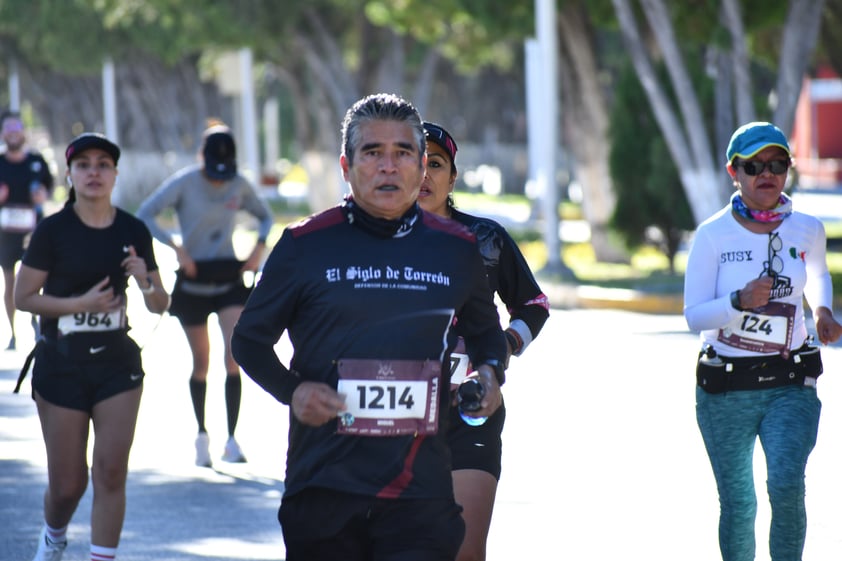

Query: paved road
[{"left": 3, "top": 297, "right": 842, "bottom": 559}]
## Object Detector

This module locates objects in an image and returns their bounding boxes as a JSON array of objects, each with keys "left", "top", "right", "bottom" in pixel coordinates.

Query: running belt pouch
[
  {"left": 697, "top": 346, "right": 822, "bottom": 394},
  {"left": 192, "top": 259, "right": 245, "bottom": 283},
  {"left": 695, "top": 356, "right": 728, "bottom": 394}
]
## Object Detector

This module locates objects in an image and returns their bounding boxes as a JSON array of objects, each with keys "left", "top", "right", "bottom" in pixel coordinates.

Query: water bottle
[
  {"left": 457, "top": 378, "right": 487, "bottom": 426},
  {"left": 700, "top": 344, "right": 723, "bottom": 366}
]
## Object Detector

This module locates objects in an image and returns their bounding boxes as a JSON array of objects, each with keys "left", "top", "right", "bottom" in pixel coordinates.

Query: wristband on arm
[{"left": 504, "top": 328, "right": 523, "bottom": 356}]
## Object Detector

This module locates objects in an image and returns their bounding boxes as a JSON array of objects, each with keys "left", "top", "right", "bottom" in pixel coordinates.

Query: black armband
[{"left": 730, "top": 290, "right": 744, "bottom": 311}]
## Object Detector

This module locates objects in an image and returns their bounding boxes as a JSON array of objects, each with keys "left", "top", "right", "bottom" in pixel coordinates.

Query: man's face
[
  {"left": 1, "top": 117, "right": 25, "bottom": 151},
  {"left": 340, "top": 120, "right": 425, "bottom": 220}
]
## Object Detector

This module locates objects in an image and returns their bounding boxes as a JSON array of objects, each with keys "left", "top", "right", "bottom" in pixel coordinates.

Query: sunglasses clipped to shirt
[{"left": 735, "top": 159, "right": 790, "bottom": 176}]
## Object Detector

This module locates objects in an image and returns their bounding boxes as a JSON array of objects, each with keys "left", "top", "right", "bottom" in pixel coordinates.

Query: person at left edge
[
  {"left": 136, "top": 123, "right": 274, "bottom": 467},
  {"left": 0, "top": 110, "right": 54, "bottom": 350},
  {"left": 232, "top": 92, "right": 507, "bottom": 561},
  {"left": 15, "top": 132, "right": 170, "bottom": 561}
]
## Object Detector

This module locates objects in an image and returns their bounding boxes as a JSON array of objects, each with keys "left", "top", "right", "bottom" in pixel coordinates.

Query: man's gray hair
[{"left": 341, "top": 93, "right": 425, "bottom": 167}]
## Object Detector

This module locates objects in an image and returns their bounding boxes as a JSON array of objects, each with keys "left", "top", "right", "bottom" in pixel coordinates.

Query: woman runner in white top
[{"left": 684, "top": 121, "right": 842, "bottom": 561}]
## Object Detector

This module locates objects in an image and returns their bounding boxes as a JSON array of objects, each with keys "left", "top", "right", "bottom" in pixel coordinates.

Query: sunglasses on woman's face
[{"left": 736, "top": 159, "right": 790, "bottom": 176}]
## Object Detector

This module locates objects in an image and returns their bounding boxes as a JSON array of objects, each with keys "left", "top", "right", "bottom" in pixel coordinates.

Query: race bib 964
[{"left": 58, "top": 309, "right": 125, "bottom": 335}]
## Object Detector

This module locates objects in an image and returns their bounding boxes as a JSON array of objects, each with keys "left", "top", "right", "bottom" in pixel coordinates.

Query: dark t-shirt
[
  {"left": 0, "top": 151, "right": 54, "bottom": 207},
  {"left": 23, "top": 205, "right": 158, "bottom": 341},
  {"left": 0, "top": 151, "right": 55, "bottom": 261}
]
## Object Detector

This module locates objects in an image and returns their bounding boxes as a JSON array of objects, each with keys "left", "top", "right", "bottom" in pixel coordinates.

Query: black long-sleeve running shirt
[
  {"left": 233, "top": 203, "right": 506, "bottom": 500},
  {"left": 450, "top": 208, "right": 549, "bottom": 350}
]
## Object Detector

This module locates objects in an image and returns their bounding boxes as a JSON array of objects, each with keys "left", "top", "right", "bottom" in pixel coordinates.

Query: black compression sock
[
  {"left": 189, "top": 378, "right": 207, "bottom": 433},
  {"left": 225, "top": 374, "right": 242, "bottom": 436}
]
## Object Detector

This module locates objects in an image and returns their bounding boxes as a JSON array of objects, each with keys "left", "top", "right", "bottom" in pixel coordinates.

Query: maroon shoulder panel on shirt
[
  {"left": 421, "top": 210, "right": 476, "bottom": 242},
  {"left": 290, "top": 207, "right": 346, "bottom": 237}
]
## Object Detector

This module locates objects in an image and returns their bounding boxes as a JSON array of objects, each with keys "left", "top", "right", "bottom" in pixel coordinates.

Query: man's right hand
[{"left": 291, "top": 381, "right": 348, "bottom": 427}]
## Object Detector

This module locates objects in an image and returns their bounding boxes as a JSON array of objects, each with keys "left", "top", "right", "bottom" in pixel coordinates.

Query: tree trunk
[
  {"left": 639, "top": 0, "right": 718, "bottom": 184},
  {"left": 721, "top": 0, "right": 756, "bottom": 124},
  {"left": 773, "top": 0, "right": 827, "bottom": 133},
  {"left": 558, "top": 2, "right": 628, "bottom": 263},
  {"left": 712, "top": 48, "right": 738, "bottom": 201},
  {"left": 410, "top": 49, "right": 442, "bottom": 116},
  {"left": 613, "top": 0, "right": 737, "bottom": 225}
]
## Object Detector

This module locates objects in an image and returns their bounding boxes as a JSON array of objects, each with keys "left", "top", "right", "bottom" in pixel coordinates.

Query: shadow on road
[{"left": 0, "top": 366, "right": 288, "bottom": 561}]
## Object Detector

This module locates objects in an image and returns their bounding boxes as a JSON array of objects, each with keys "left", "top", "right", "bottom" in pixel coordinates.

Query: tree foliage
[
  {"left": 819, "top": 0, "right": 842, "bottom": 74},
  {"left": 0, "top": 0, "right": 833, "bottom": 247},
  {"left": 611, "top": 0, "right": 825, "bottom": 227},
  {"left": 365, "top": 0, "right": 532, "bottom": 72}
]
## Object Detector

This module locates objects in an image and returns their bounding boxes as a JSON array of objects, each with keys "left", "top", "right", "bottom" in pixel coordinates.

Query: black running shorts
[
  {"left": 169, "top": 277, "right": 252, "bottom": 326},
  {"left": 0, "top": 231, "right": 26, "bottom": 269},
  {"left": 447, "top": 400, "right": 505, "bottom": 480},
  {"left": 31, "top": 338, "right": 144, "bottom": 413}
]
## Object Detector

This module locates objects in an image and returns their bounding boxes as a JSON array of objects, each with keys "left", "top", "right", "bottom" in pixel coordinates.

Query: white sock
[
  {"left": 90, "top": 544, "right": 117, "bottom": 561},
  {"left": 44, "top": 522, "right": 67, "bottom": 544}
]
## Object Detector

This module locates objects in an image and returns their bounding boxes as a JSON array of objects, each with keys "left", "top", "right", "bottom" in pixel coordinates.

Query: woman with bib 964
[
  {"left": 684, "top": 122, "right": 842, "bottom": 561},
  {"left": 15, "top": 133, "right": 169, "bottom": 561}
]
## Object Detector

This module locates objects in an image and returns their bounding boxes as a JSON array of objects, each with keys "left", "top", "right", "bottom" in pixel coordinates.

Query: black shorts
[
  {"left": 31, "top": 337, "right": 144, "bottom": 413},
  {"left": 0, "top": 231, "right": 27, "bottom": 269},
  {"left": 169, "top": 276, "right": 252, "bottom": 326},
  {"left": 447, "top": 400, "right": 505, "bottom": 480},
  {"left": 279, "top": 487, "right": 465, "bottom": 561}
]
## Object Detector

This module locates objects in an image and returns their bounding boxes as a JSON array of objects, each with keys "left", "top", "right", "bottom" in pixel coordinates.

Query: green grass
[
  {"left": 521, "top": 240, "right": 686, "bottom": 292},
  {"left": 564, "top": 244, "right": 684, "bottom": 291},
  {"left": 824, "top": 222, "right": 842, "bottom": 239}
]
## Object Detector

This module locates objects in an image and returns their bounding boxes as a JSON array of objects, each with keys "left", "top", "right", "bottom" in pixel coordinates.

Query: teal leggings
[{"left": 696, "top": 385, "right": 821, "bottom": 561}]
